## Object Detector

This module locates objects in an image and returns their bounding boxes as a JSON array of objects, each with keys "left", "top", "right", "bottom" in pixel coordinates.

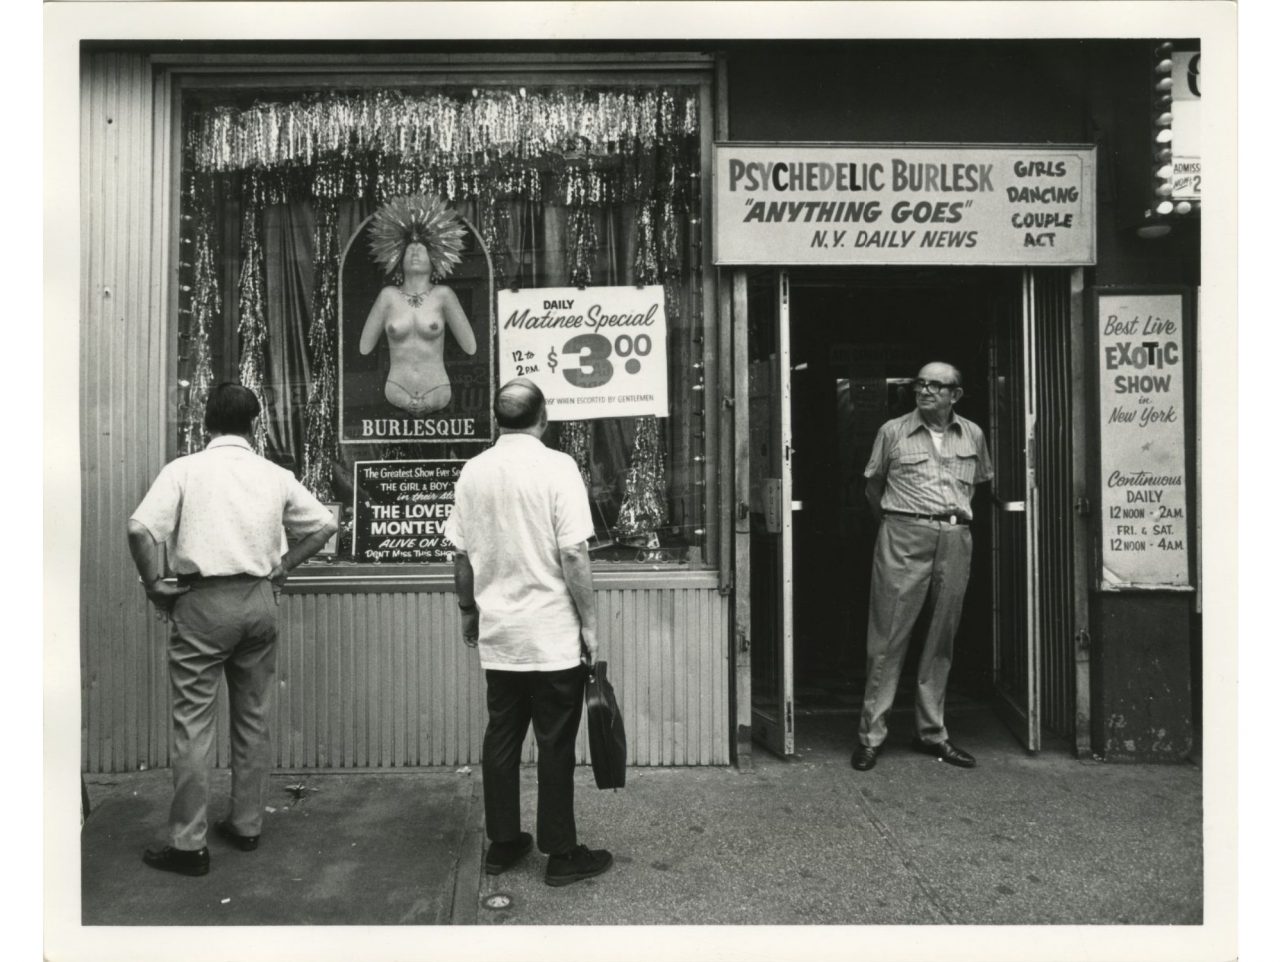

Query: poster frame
[
  {"left": 336, "top": 209, "right": 497, "bottom": 447},
  {"left": 1088, "top": 285, "right": 1198, "bottom": 592}
]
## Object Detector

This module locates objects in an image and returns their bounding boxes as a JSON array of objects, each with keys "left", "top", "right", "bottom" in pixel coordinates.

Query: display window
[{"left": 173, "top": 72, "right": 713, "bottom": 567}]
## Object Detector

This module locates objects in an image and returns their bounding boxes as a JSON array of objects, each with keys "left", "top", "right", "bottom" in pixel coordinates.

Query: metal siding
[
  {"left": 81, "top": 52, "right": 173, "bottom": 775},
  {"left": 1033, "top": 270, "right": 1077, "bottom": 739},
  {"left": 207, "top": 586, "right": 729, "bottom": 770}
]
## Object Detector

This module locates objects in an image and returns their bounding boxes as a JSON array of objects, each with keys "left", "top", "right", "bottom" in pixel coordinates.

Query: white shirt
[
  {"left": 130, "top": 435, "right": 334, "bottom": 577},
  {"left": 444, "top": 433, "right": 594, "bottom": 672}
]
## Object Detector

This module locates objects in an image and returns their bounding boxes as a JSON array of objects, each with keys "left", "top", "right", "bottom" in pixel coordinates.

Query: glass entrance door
[
  {"left": 989, "top": 271, "right": 1042, "bottom": 751},
  {"left": 746, "top": 269, "right": 795, "bottom": 757}
]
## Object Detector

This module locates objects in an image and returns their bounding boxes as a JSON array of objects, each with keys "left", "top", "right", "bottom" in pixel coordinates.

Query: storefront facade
[{"left": 79, "top": 39, "right": 1201, "bottom": 774}]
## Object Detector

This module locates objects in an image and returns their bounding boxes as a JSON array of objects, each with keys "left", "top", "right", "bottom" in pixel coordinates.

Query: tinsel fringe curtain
[{"left": 182, "top": 86, "right": 699, "bottom": 537}]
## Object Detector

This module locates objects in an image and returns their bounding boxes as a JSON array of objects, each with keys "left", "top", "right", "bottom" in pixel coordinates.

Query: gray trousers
[
  {"left": 858, "top": 516, "right": 973, "bottom": 748},
  {"left": 166, "top": 576, "right": 278, "bottom": 850}
]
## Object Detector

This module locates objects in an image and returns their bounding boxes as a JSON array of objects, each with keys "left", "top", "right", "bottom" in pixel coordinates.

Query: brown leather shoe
[
  {"left": 912, "top": 737, "right": 976, "bottom": 768},
  {"left": 850, "top": 744, "right": 880, "bottom": 771},
  {"left": 142, "top": 845, "right": 210, "bottom": 876},
  {"left": 214, "top": 819, "right": 260, "bottom": 852}
]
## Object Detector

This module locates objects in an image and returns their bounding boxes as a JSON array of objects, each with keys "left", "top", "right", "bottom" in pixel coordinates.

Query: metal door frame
[
  {"left": 732, "top": 267, "right": 795, "bottom": 761},
  {"left": 989, "top": 269, "right": 1043, "bottom": 752}
]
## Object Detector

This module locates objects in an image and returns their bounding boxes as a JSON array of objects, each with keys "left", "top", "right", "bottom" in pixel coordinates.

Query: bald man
[
  {"left": 444, "top": 378, "right": 613, "bottom": 887},
  {"left": 851, "top": 362, "right": 993, "bottom": 772}
]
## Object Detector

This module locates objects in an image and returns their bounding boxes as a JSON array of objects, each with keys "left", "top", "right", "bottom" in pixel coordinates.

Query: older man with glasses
[{"left": 851, "top": 361, "right": 993, "bottom": 772}]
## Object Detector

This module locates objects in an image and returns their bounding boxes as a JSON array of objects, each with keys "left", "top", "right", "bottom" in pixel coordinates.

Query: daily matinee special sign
[
  {"left": 497, "top": 286, "right": 669, "bottom": 420},
  {"left": 713, "top": 143, "right": 1096, "bottom": 266},
  {"left": 1095, "top": 293, "right": 1191, "bottom": 590}
]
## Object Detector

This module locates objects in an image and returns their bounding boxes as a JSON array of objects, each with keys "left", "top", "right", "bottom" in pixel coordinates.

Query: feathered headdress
[{"left": 368, "top": 194, "right": 467, "bottom": 278}]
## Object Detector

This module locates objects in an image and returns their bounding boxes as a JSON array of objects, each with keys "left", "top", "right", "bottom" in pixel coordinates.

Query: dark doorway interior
[{"left": 787, "top": 268, "right": 1013, "bottom": 716}]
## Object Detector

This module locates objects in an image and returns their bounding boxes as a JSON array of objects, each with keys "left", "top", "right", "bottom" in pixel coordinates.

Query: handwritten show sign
[
  {"left": 353, "top": 460, "right": 464, "bottom": 563},
  {"left": 497, "top": 286, "right": 669, "bottom": 421},
  {"left": 713, "top": 144, "right": 1096, "bottom": 266},
  {"left": 1096, "top": 293, "right": 1191, "bottom": 589}
]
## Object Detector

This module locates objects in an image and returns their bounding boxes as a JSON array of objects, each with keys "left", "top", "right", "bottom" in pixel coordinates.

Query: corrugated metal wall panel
[
  {"left": 81, "top": 51, "right": 173, "bottom": 776},
  {"left": 211, "top": 587, "right": 728, "bottom": 770}
]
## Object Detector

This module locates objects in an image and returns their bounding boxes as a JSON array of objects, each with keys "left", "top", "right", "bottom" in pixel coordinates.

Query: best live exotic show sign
[
  {"left": 1095, "top": 292, "right": 1192, "bottom": 590},
  {"left": 496, "top": 286, "right": 669, "bottom": 420},
  {"left": 713, "top": 143, "right": 1096, "bottom": 266},
  {"left": 353, "top": 460, "right": 463, "bottom": 563}
]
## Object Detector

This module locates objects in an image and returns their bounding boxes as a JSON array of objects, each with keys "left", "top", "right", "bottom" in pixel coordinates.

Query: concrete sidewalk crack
[
  {"left": 851, "top": 783, "right": 953, "bottom": 923},
  {"left": 446, "top": 776, "right": 485, "bottom": 925}
]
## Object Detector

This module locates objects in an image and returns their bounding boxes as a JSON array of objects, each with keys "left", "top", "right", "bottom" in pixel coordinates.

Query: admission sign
[{"left": 713, "top": 143, "right": 1096, "bottom": 266}]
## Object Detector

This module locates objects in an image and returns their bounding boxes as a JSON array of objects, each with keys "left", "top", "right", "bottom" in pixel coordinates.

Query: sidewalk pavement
[{"left": 80, "top": 705, "right": 1201, "bottom": 928}]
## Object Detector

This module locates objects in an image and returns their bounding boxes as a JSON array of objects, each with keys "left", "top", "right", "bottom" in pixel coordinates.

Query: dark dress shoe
[
  {"left": 484, "top": 831, "right": 533, "bottom": 875},
  {"left": 545, "top": 844, "right": 613, "bottom": 887},
  {"left": 142, "top": 845, "right": 209, "bottom": 876},
  {"left": 214, "top": 819, "right": 260, "bottom": 852},
  {"left": 850, "top": 744, "right": 880, "bottom": 771},
  {"left": 912, "top": 737, "right": 976, "bottom": 768}
]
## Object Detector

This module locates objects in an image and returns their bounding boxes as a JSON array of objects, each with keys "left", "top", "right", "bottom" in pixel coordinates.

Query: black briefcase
[{"left": 585, "top": 660, "right": 627, "bottom": 790}]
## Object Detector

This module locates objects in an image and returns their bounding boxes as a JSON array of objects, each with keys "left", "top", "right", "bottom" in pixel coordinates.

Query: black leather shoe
[
  {"left": 214, "top": 819, "right": 260, "bottom": 852},
  {"left": 484, "top": 831, "right": 533, "bottom": 875},
  {"left": 912, "top": 737, "right": 976, "bottom": 768},
  {"left": 545, "top": 844, "right": 613, "bottom": 887},
  {"left": 142, "top": 845, "right": 209, "bottom": 876},
  {"left": 850, "top": 744, "right": 880, "bottom": 771}
]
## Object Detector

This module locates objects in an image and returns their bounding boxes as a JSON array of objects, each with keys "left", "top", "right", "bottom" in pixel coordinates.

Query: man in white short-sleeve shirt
[
  {"left": 445, "top": 378, "right": 613, "bottom": 887},
  {"left": 127, "top": 383, "right": 337, "bottom": 877}
]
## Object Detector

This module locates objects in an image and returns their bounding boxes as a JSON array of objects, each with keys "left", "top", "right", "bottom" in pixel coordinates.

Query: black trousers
[{"left": 482, "top": 664, "right": 587, "bottom": 855}]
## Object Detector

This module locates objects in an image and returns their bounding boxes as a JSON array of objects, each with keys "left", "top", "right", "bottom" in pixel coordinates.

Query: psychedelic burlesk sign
[
  {"left": 713, "top": 143, "right": 1096, "bottom": 266},
  {"left": 496, "top": 286, "right": 669, "bottom": 421}
]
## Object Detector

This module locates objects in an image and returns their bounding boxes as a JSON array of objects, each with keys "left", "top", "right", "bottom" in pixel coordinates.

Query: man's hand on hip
[{"left": 145, "top": 580, "right": 189, "bottom": 618}]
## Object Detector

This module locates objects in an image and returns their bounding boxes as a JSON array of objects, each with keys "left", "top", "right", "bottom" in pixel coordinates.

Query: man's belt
[
  {"left": 882, "top": 509, "right": 971, "bottom": 526},
  {"left": 175, "top": 573, "right": 265, "bottom": 587}
]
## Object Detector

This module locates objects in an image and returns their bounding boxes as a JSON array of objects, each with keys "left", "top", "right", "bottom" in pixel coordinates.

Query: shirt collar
[
  {"left": 496, "top": 432, "right": 544, "bottom": 447},
  {"left": 207, "top": 435, "right": 254, "bottom": 451},
  {"left": 906, "top": 409, "right": 960, "bottom": 435}
]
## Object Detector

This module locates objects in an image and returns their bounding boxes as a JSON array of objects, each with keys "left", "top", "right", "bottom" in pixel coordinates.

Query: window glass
[{"left": 176, "top": 82, "right": 710, "bottom": 565}]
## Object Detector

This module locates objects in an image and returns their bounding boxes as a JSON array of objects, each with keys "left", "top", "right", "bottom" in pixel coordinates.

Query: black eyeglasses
[{"left": 912, "top": 379, "right": 958, "bottom": 395}]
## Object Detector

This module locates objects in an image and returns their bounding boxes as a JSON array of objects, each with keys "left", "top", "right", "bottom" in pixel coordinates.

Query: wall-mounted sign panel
[
  {"left": 713, "top": 143, "right": 1096, "bottom": 266},
  {"left": 353, "top": 460, "right": 464, "bottom": 563},
  {"left": 497, "top": 286, "right": 669, "bottom": 421},
  {"left": 1095, "top": 292, "right": 1193, "bottom": 591},
  {"left": 1170, "top": 51, "right": 1202, "bottom": 203}
]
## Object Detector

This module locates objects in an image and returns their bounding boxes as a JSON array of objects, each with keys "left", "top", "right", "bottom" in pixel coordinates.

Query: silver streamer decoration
[
  {"left": 614, "top": 416, "right": 667, "bottom": 539},
  {"left": 191, "top": 89, "right": 699, "bottom": 174},
  {"left": 301, "top": 197, "right": 340, "bottom": 499},
  {"left": 181, "top": 175, "right": 220, "bottom": 455},
  {"left": 567, "top": 206, "right": 598, "bottom": 287},
  {"left": 236, "top": 174, "right": 270, "bottom": 454},
  {"left": 559, "top": 421, "right": 594, "bottom": 489}
]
